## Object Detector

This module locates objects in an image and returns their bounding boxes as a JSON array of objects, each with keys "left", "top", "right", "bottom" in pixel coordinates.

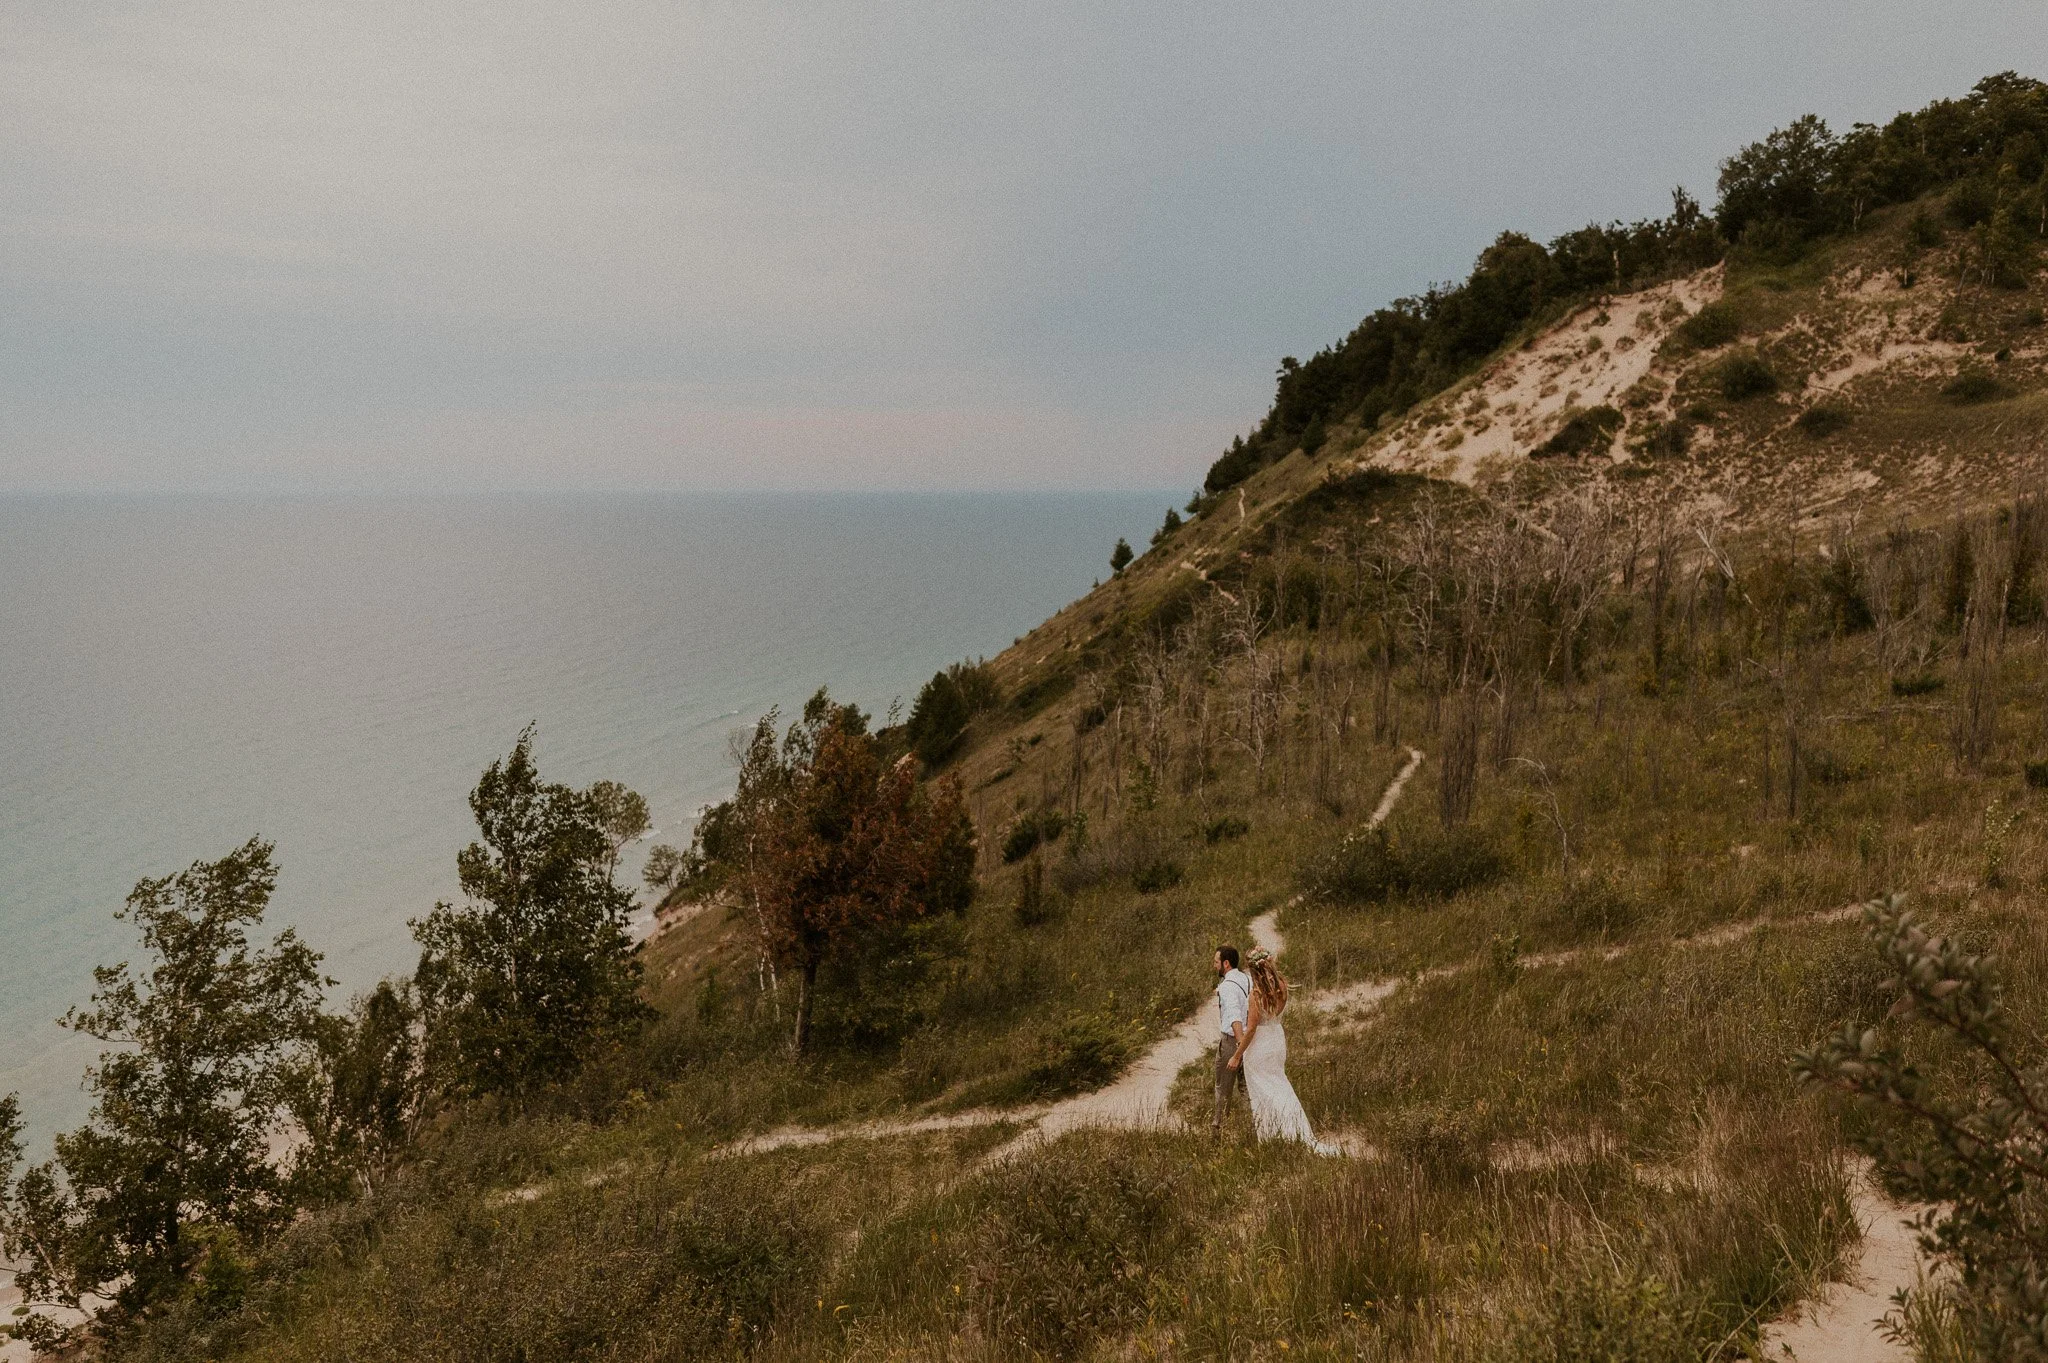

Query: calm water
[{"left": 0, "top": 491, "right": 1168, "bottom": 1143}]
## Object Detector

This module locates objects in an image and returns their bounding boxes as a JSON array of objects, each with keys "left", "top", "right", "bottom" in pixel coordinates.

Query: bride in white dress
[{"left": 1227, "top": 948, "right": 1339, "bottom": 1155}]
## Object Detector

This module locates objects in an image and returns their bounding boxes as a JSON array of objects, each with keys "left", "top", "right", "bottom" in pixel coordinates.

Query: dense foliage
[
  {"left": 1798, "top": 897, "right": 2048, "bottom": 1361},
  {"left": 1205, "top": 71, "right": 2048, "bottom": 496},
  {"left": 0, "top": 841, "right": 327, "bottom": 1339},
  {"left": 904, "top": 658, "right": 1001, "bottom": 767},
  {"left": 670, "top": 691, "right": 979, "bottom": 1053},
  {"left": 0, "top": 733, "right": 657, "bottom": 1352},
  {"left": 411, "top": 727, "right": 652, "bottom": 1099}
]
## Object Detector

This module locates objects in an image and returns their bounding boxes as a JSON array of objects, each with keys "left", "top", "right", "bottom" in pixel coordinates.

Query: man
[{"left": 1212, "top": 944, "right": 1252, "bottom": 1139}]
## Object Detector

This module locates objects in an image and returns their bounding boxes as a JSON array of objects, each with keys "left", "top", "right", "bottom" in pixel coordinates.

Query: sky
[{"left": 4, "top": 2, "right": 2045, "bottom": 494}]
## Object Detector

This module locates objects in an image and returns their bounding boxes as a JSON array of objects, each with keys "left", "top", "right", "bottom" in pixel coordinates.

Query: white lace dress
[{"left": 1242, "top": 1008, "right": 1339, "bottom": 1155}]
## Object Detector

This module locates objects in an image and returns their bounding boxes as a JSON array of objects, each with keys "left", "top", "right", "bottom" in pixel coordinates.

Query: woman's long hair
[{"left": 1247, "top": 952, "right": 1289, "bottom": 1015}]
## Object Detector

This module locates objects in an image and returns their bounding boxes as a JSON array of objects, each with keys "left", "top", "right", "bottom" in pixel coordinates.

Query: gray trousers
[{"left": 1212, "top": 1034, "right": 1242, "bottom": 1130}]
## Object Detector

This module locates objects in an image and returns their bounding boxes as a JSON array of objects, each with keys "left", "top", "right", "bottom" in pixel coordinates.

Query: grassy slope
[{"left": 168, "top": 203, "right": 2048, "bottom": 1363}]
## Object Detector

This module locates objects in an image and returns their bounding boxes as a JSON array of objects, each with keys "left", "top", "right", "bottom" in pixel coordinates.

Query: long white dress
[{"left": 1242, "top": 1007, "right": 1340, "bottom": 1155}]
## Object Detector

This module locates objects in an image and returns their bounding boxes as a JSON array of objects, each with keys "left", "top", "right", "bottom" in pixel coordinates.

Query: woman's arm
[{"left": 1228, "top": 990, "right": 1262, "bottom": 1069}]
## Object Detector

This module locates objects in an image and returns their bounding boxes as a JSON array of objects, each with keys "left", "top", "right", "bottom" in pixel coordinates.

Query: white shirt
[{"left": 1217, "top": 967, "right": 1252, "bottom": 1038}]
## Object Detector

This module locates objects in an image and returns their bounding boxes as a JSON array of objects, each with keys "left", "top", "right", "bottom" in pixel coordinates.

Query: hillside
[{"left": 16, "top": 74, "right": 2048, "bottom": 1363}]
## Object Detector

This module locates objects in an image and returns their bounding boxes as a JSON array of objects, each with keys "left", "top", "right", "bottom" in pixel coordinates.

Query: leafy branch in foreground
[{"left": 1795, "top": 894, "right": 2048, "bottom": 1362}]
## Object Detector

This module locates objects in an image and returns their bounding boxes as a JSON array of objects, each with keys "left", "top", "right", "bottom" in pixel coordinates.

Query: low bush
[
  {"left": 1715, "top": 351, "right": 1780, "bottom": 401},
  {"left": 1943, "top": 367, "right": 2010, "bottom": 404},
  {"left": 1490, "top": 1259, "right": 1707, "bottom": 1363},
  {"left": 1000, "top": 808, "right": 1067, "bottom": 864},
  {"left": 1677, "top": 300, "right": 1742, "bottom": 349},
  {"left": 1533, "top": 405, "right": 1624, "bottom": 458},
  {"left": 1947, "top": 176, "right": 1999, "bottom": 227},
  {"left": 1025, "top": 1016, "right": 1135, "bottom": 1097},
  {"left": 192, "top": 1163, "right": 827, "bottom": 1363},
  {"left": 1203, "top": 814, "right": 1251, "bottom": 844},
  {"left": 1012, "top": 857, "right": 1059, "bottom": 928},
  {"left": 1560, "top": 872, "right": 1642, "bottom": 939},
  {"left": 1131, "top": 857, "right": 1184, "bottom": 894},
  {"left": 1380, "top": 1102, "right": 1487, "bottom": 1178},
  {"left": 1639, "top": 418, "right": 1690, "bottom": 458},
  {"left": 1795, "top": 402, "right": 1852, "bottom": 436},
  {"left": 1891, "top": 671, "right": 1944, "bottom": 697},
  {"left": 2027, "top": 761, "right": 2048, "bottom": 790},
  {"left": 1801, "top": 747, "right": 1866, "bottom": 785},
  {"left": 1300, "top": 824, "right": 1506, "bottom": 906}
]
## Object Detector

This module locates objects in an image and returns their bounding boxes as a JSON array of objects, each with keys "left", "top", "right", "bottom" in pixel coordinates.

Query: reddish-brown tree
[{"left": 756, "top": 710, "right": 976, "bottom": 1054}]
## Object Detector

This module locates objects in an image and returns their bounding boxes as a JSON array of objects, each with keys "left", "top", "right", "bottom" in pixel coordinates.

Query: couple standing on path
[{"left": 1211, "top": 943, "right": 1338, "bottom": 1154}]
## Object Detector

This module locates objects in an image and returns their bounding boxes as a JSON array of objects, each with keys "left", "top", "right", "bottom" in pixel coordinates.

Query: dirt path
[
  {"left": 1753, "top": 1169, "right": 1927, "bottom": 1362},
  {"left": 722, "top": 747, "right": 1428, "bottom": 1159}
]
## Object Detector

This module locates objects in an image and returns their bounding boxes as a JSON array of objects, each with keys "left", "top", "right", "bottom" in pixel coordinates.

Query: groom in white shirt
[{"left": 1212, "top": 944, "right": 1251, "bottom": 1139}]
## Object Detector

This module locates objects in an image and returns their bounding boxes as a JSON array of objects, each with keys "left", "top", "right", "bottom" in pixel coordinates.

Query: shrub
[
  {"left": 1300, "top": 824, "right": 1505, "bottom": 906},
  {"left": 2025, "top": 760, "right": 2048, "bottom": 789},
  {"left": 1800, "top": 748, "right": 1866, "bottom": 785},
  {"left": 1203, "top": 815, "right": 1251, "bottom": 844},
  {"left": 1491, "top": 1259, "right": 1707, "bottom": 1363},
  {"left": 1947, "top": 176, "right": 1999, "bottom": 228},
  {"left": 1715, "top": 351, "right": 1779, "bottom": 401},
  {"left": 1000, "top": 809, "right": 1067, "bottom": 864},
  {"left": 1639, "top": 418, "right": 1690, "bottom": 458},
  {"left": 1943, "top": 368, "right": 2010, "bottom": 404},
  {"left": 1891, "top": 672, "right": 1944, "bottom": 697},
  {"left": 906, "top": 661, "right": 1002, "bottom": 766},
  {"left": 1381, "top": 1102, "right": 1486, "bottom": 1178},
  {"left": 967, "top": 1138, "right": 1191, "bottom": 1356},
  {"left": 1677, "top": 300, "right": 1742, "bottom": 349},
  {"left": 906, "top": 670, "right": 972, "bottom": 765},
  {"left": 1817, "top": 552, "right": 1875, "bottom": 634},
  {"left": 1150, "top": 507, "right": 1183, "bottom": 546},
  {"left": 1012, "top": 857, "right": 1059, "bottom": 928},
  {"left": 1560, "top": 873, "right": 1642, "bottom": 938},
  {"left": 1795, "top": 402, "right": 1852, "bottom": 436},
  {"left": 1532, "top": 405, "right": 1624, "bottom": 458},
  {"left": 1023, "top": 1016, "right": 1134, "bottom": 1097},
  {"left": 1131, "top": 858, "right": 1184, "bottom": 894},
  {"left": 1401, "top": 826, "right": 1507, "bottom": 898}
]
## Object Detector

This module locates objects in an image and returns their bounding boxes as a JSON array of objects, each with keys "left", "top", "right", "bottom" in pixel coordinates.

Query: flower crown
[{"left": 1246, "top": 948, "right": 1273, "bottom": 968}]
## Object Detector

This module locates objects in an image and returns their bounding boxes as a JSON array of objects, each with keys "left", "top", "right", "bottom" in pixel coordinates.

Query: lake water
[{"left": 0, "top": 491, "right": 1169, "bottom": 1145}]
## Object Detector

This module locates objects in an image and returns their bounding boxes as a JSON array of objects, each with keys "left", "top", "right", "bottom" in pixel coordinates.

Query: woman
[{"left": 1227, "top": 948, "right": 1339, "bottom": 1155}]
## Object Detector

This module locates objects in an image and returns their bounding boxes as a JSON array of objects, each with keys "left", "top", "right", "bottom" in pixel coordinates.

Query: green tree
[
  {"left": 717, "top": 697, "right": 977, "bottom": 1054},
  {"left": 585, "top": 779, "right": 651, "bottom": 881},
  {"left": 906, "top": 669, "right": 972, "bottom": 766},
  {"left": 1110, "top": 538, "right": 1134, "bottom": 575},
  {"left": 293, "top": 980, "right": 421, "bottom": 1201},
  {"left": 410, "top": 728, "right": 652, "bottom": 1100},
  {"left": 1716, "top": 113, "right": 1838, "bottom": 243},
  {"left": 1151, "top": 507, "right": 1183, "bottom": 545},
  {"left": 0, "top": 840, "right": 326, "bottom": 1336}
]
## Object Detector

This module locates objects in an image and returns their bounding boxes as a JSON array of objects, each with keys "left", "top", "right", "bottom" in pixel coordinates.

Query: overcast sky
[{"left": 4, "top": 3, "right": 2043, "bottom": 494}]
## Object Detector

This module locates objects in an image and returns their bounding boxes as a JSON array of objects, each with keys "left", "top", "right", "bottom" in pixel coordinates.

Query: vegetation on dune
[{"left": 1201, "top": 71, "right": 2048, "bottom": 498}]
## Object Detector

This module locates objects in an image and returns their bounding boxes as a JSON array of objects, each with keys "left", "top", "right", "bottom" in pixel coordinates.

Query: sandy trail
[
  {"left": 723, "top": 747, "right": 1428, "bottom": 1159},
  {"left": 1753, "top": 1169, "right": 1927, "bottom": 1362}
]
